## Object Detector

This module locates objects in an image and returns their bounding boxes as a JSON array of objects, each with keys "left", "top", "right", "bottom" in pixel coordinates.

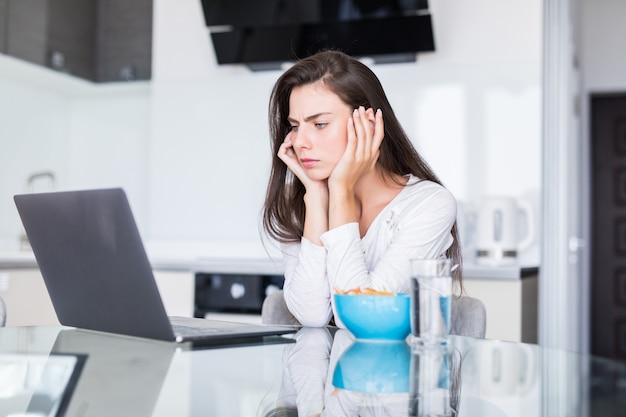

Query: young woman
[{"left": 263, "top": 50, "right": 462, "bottom": 327}]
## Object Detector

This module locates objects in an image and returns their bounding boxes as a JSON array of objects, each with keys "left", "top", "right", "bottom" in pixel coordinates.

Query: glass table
[{"left": 0, "top": 325, "right": 624, "bottom": 416}]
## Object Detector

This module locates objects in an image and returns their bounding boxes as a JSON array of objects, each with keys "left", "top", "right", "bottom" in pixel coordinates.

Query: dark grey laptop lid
[{"left": 14, "top": 188, "right": 178, "bottom": 341}]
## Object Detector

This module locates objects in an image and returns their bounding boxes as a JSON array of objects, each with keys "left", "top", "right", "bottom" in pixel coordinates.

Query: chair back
[
  {"left": 451, "top": 295, "right": 486, "bottom": 338},
  {"left": 261, "top": 291, "right": 300, "bottom": 326},
  {"left": 0, "top": 296, "right": 6, "bottom": 327}
]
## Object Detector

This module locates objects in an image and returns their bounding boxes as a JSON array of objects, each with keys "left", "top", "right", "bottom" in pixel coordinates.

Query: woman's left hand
[{"left": 328, "top": 107, "right": 384, "bottom": 190}]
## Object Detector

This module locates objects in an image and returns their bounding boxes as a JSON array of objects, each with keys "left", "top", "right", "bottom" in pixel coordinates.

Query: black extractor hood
[{"left": 200, "top": 0, "right": 435, "bottom": 71}]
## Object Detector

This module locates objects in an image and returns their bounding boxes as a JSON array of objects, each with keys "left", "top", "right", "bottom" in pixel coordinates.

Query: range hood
[{"left": 201, "top": 0, "right": 435, "bottom": 71}]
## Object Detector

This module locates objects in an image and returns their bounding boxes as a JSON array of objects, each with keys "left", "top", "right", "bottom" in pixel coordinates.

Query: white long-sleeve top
[{"left": 281, "top": 176, "right": 457, "bottom": 328}]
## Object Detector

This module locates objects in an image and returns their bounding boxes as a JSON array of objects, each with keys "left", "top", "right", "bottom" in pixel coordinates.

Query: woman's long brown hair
[{"left": 263, "top": 50, "right": 463, "bottom": 285}]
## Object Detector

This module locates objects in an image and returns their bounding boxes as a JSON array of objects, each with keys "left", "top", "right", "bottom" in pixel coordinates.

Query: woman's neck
[
  {"left": 354, "top": 169, "right": 407, "bottom": 236},
  {"left": 354, "top": 169, "right": 406, "bottom": 206}
]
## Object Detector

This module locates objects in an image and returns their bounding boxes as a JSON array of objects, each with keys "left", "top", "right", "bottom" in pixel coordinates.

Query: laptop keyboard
[{"left": 171, "top": 324, "right": 221, "bottom": 336}]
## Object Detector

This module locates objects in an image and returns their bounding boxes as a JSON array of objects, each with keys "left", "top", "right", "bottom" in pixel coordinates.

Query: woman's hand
[
  {"left": 327, "top": 107, "right": 383, "bottom": 230},
  {"left": 278, "top": 133, "right": 329, "bottom": 244},
  {"left": 277, "top": 133, "right": 306, "bottom": 182},
  {"left": 277, "top": 133, "right": 327, "bottom": 193},
  {"left": 329, "top": 107, "right": 384, "bottom": 191}
]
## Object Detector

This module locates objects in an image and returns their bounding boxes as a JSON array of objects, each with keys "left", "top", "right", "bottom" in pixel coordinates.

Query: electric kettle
[
  {"left": 475, "top": 196, "right": 535, "bottom": 266},
  {"left": 479, "top": 342, "right": 536, "bottom": 396}
]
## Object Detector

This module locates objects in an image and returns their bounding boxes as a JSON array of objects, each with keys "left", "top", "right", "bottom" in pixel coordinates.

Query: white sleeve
[
  {"left": 320, "top": 222, "right": 367, "bottom": 293},
  {"left": 281, "top": 239, "right": 333, "bottom": 327},
  {"left": 322, "top": 186, "right": 456, "bottom": 295}
]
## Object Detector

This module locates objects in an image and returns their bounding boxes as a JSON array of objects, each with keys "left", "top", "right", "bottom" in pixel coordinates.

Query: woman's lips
[{"left": 300, "top": 158, "right": 318, "bottom": 168}]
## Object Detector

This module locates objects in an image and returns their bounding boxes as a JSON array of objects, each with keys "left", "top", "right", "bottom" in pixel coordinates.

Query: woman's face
[{"left": 287, "top": 81, "right": 352, "bottom": 181}]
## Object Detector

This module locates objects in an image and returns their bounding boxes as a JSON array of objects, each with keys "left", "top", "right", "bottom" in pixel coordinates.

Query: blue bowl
[
  {"left": 332, "top": 340, "right": 411, "bottom": 393},
  {"left": 334, "top": 293, "right": 411, "bottom": 341}
]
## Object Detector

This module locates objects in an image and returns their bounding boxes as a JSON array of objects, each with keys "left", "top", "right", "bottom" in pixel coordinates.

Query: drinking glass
[
  {"left": 409, "top": 258, "right": 452, "bottom": 346},
  {"left": 409, "top": 344, "right": 459, "bottom": 417}
]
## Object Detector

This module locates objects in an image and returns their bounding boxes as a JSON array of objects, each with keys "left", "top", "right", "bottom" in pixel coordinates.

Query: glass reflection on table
[
  {"left": 1, "top": 325, "right": 625, "bottom": 417},
  {"left": 269, "top": 328, "right": 626, "bottom": 417},
  {"left": 0, "top": 352, "right": 84, "bottom": 417}
]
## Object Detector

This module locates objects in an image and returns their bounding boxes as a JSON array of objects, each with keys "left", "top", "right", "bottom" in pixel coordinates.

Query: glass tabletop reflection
[{"left": 0, "top": 325, "right": 624, "bottom": 417}]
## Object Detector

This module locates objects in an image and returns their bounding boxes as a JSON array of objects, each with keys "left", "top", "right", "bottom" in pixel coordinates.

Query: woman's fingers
[
  {"left": 373, "top": 108, "right": 384, "bottom": 150},
  {"left": 346, "top": 113, "right": 357, "bottom": 159},
  {"left": 353, "top": 106, "right": 382, "bottom": 160},
  {"left": 330, "top": 107, "right": 384, "bottom": 188},
  {"left": 351, "top": 108, "right": 365, "bottom": 159},
  {"left": 277, "top": 135, "right": 293, "bottom": 161},
  {"left": 278, "top": 135, "right": 305, "bottom": 177}
]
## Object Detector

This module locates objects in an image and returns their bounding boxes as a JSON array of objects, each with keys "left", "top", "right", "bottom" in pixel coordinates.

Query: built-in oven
[{"left": 194, "top": 273, "right": 284, "bottom": 317}]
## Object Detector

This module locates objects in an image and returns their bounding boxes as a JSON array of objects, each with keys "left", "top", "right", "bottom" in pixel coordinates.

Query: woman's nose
[{"left": 291, "top": 129, "right": 311, "bottom": 149}]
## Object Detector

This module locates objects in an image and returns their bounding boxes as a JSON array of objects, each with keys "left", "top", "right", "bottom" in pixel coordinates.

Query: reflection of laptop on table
[
  {"left": 48, "top": 329, "right": 175, "bottom": 417},
  {"left": 14, "top": 188, "right": 296, "bottom": 344}
]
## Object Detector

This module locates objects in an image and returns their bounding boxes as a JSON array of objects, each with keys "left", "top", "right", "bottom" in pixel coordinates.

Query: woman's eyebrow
[{"left": 287, "top": 112, "right": 332, "bottom": 123}]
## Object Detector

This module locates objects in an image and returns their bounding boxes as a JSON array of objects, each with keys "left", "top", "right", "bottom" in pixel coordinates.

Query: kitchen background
[
  {"left": 2, "top": 0, "right": 626, "bottom": 354},
  {"left": 0, "top": 0, "right": 543, "bottom": 263}
]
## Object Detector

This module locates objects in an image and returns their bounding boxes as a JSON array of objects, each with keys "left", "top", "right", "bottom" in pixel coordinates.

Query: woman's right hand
[
  {"left": 278, "top": 133, "right": 329, "bottom": 243},
  {"left": 278, "top": 134, "right": 327, "bottom": 193}
]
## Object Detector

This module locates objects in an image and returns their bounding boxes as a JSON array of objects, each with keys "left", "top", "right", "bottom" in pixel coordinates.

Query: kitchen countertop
[{"left": 0, "top": 247, "right": 538, "bottom": 280}]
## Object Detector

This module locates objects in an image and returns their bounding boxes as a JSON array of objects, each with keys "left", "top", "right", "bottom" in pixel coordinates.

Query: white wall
[
  {"left": 0, "top": 58, "right": 71, "bottom": 244},
  {"left": 0, "top": 0, "right": 543, "bottom": 261},
  {"left": 0, "top": 57, "right": 152, "bottom": 249}
]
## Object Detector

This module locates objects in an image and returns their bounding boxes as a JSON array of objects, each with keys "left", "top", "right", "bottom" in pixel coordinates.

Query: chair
[
  {"left": 261, "top": 291, "right": 301, "bottom": 326},
  {"left": 450, "top": 295, "right": 486, "bottom": 339},
  {"left": 0, "top": 296, "right": 6, "bottom": 327},
  {"left": 261, "top": 290, "right": 487, "bottom": 339}
]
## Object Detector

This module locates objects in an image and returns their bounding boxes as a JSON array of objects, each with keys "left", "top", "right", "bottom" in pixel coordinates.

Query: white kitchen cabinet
[
  {"left": 152, "top": 270, "right": 195, "bottom": 318},
  {"left": 0, "top": 267, "right": 195, "bottom": 326},
  {"left": 463, "top": 274, "right": 538, "bottom": 343},
  {"left": 0, "top": 268, "right": 58, "bottom": 326}
]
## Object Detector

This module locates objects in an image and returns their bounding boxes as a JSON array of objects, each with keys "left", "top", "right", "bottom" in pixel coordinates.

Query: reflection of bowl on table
[
  {"left": 334, "top": 293, "right": 411, "bottom": 341},
  {"left": 332, "top": 340, "right": 411, "bottom": 393}
]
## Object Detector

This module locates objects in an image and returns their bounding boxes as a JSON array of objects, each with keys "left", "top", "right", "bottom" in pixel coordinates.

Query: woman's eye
[
  {"left": 315, "top": 123, "right": 328, "bottom": 129},
  {"left": 288, "top": 125, "right": 298, "bottom": 132}
]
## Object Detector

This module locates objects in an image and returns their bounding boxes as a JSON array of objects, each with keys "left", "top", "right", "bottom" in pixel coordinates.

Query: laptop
[{"left": 14, "top": 188, "right": 297, "bottom": 344}]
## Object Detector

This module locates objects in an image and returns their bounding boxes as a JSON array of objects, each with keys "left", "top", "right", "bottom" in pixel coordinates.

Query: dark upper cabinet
[
  {"left": 2, "top": 0, "right": 152, "bottom": 83},
  {"left": 95, "top": 0, "right": 152, "bottom": 82},
  {"left": 0, "top": 0, "right": 7, "bottom": 54},
  {"left": 5, "top": 0, "right": 50, "bottom": 67},
  {"left": 46, "top": 0, "right": 98, "bottom": 80}
]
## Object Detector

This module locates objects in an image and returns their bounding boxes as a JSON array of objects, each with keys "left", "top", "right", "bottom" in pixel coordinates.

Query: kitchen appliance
[
  {"left": 201, "top": 0, "right": 435, "bottom": 70},
  {"left": 479, "top": 342, "right": 536, "bottom": 396},
  {"left": 194, "top": 273, "right": 284, "bottom": 316},
  {"left": 19, "top": 171, "right": 56, "bottom": 251},
  {"left": 475, "top": 196, "right": 535, "bottom": 266}
]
